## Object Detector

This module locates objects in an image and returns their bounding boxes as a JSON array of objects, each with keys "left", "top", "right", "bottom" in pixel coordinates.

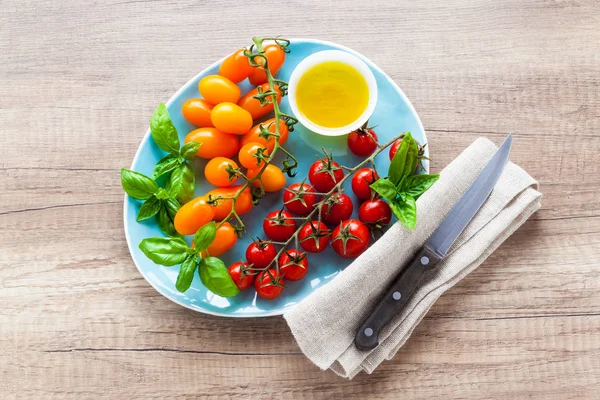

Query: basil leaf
[
  {"left": 136, "top": 196, "right": 161, "bottom": 222},
  {"left": 199, "top": 256, "right": 240, "bottom": 298},
  {"left": 389, "top": 132, "right": 418, "bottom": 184},
  {"left": 390, "top": 196, "right": 417, "bottom": 230},
  {"left": 175, "top": 255, "right": 198, "bottom": 292},
  {"left": 150, "top": 103, "right": 180, "bottom": 154},
  {"left": 163, "top": 197, "right": 180, "bottom": 219},
  {"left": 139, "top": 237, "right": 188, "bottom": 266},
  {"left": 193, "top": 221, "right": 217, "bottom": 252},
  {"left": 169, "top": 162, "right": 195, "bottom": 204},
  {"left": 370, "top": 178, "right": 397, "bottom": 201},
  {"left": 121, "top": 168, "right": 158, "bottom": 200},
  {"left": 153, "top": 154, "right": 181, "bottom": 179},
  {"left": 156, "top": 204, "right": 181, "bottom": 237},
  {"left": 402, "top": 174, "right": 440, "bottom": 198},
  {"left": 181, "top": 141, "right": 202, "bottom": 161}
]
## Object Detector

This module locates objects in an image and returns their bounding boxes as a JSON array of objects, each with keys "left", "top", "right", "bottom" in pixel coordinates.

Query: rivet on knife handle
[{"left": 354, "top": 247, "right": 440, "bottom": 351}]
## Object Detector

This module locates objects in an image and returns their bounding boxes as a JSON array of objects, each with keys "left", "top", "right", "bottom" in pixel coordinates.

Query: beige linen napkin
[{"left": 284, "top": 137, "right": 542, "bottom": 378}]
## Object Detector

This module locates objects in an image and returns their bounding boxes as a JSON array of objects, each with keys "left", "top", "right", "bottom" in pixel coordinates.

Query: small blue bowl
[{"left": 124, "top": 38, "right": 428, "bottom": 318}]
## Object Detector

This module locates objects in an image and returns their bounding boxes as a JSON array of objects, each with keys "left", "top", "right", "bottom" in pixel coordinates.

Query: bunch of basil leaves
[
  {"left": 121, "top": 103, "right": 201, "bottom": 237},
  {"left": 139, "top": 222, "right": 239, "bottom": 296},
  {"left": 370, "top": 132, "right": 439, "bottom": 229}
]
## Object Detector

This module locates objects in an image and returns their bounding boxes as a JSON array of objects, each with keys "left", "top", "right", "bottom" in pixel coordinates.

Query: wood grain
[{"left": 1, "top": 0, "right": 599, "bottom": 398}]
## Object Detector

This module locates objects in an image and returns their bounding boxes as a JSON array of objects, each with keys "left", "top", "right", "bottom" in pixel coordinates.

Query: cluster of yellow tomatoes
[{"left": 173, "top": 44, "right": 288, "bottom": 258}]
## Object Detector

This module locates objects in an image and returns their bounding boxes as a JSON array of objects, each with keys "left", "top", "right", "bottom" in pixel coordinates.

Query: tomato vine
[{"left": 211, "top": 36, "right": 299, "bottom": 232}]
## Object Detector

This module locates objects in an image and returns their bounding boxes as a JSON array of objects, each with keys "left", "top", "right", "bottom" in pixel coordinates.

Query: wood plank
[
  {"left": 0, "top": 131, "right": 598, "bottom": 218},
  {"left": 3, "top": 316, "right": 599, "bottom": 399},
  {"left": 1, "top": 0, "right": 600, "bottom": 397}
]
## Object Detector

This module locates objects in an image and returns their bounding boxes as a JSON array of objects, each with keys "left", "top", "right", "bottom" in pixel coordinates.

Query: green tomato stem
[
  {"left": 256, "top": 132, "right": 409, "bottom": 275},
  {"left": 215, "top": 37, "right": 298, "bottom": 232}
]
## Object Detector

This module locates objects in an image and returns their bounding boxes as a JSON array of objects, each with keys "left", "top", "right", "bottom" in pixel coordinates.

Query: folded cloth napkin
[{"left": 284, "top": 137, "right": 542, "bottom": 378}]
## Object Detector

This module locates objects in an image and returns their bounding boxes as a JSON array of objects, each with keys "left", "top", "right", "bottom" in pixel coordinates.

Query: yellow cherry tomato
[
  {"left": 240, "top": 118, "right": 289, "bottom": 153},
  {"left": 174, "top": 197, "right": 215, "bottom": 236},
  {"left": 248, "top": 44, "right": 287, "bottom": 86},
  {"left": 247, "top": 164, "right": 286, "bottom": 192},
  {"left": 184, "top": 128, "right": 239, "bottom": 159},
  {"left": 210, "top": 102, "right": 253, "bottom": 135},
  {"left": 238, "top": 83, "right": 282, "bottom": 119},
  {"left": 219, "top": 48, "right": 253, "bottom": 83},
  {"left": 204, "top": 157, "right": 239, "bottom": 187},
  {"left": 238, "top": 142, "right": 270, "bottom": 169},
  {"left": 181, "top": 98, "right": 214, "bottom": 127},
  {"left": 198, "top": 75, "right": 241, "bottom": 105},
  {"left": 204, "top": 222, "right": 238, "bottom": 256},
  {"left": 206, "top": 186, "right": 253, "bottom": 220}
]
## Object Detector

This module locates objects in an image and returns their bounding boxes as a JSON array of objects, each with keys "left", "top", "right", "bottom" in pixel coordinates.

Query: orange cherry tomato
[
  {"left": 238, "top": 142, "right": 270, "bottom": 169},
  {"left": 219, "top": 48, "right": 253, "bottom": 83},
  {"left": 181, "top": 98, "right": 214, "bottom": 127},
  {"left": 174, "top": 197, "right": 215, "bottom": 236},
  {"left": 204, "top": 157, "right": 239, "bottom": 187},
  {"left": 198, "top": 75, "right": 241, "bottom": 105},
  {"left": 238, "top": 83, "right": 282, "bottom": 120},
  {"left": 206, "top": 186, "right": 253, "bottom": 220},
  {"left": 203, "top": 222, "right": 238, "bottom": 257},
  {"left": 248, "top": 44, "right": 286, "bottom": 86},
  {"left": 240, "top": 118, "right": 289, "bottom": 152},
  {"left": 247, "top": 164, "right": 286, "bottom": 192},
  {"left": 184, "top": 128, "right": 239, "bottom": 159},
  {"left": 210, "top": 102, "right": 253, "bottom": 135}
]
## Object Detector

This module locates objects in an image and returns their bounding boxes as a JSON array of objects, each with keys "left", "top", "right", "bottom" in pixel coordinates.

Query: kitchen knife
[{"left": 355, "top": 134, "right": 513, "bottom": 351}]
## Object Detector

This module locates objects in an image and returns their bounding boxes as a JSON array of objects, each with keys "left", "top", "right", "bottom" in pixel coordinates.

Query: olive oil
[{"left": 295, "top": 61, "right": 369, "bottom": 129}]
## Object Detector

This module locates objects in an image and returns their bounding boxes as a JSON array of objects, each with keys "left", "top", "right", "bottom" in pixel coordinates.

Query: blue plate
[{"left": 124, "top": 38, "right": 428, "bottom": 318}]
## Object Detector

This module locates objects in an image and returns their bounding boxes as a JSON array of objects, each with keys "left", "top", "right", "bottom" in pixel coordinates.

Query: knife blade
[{"left": 354, "top": 134, "right": 512, "bottom": 351}]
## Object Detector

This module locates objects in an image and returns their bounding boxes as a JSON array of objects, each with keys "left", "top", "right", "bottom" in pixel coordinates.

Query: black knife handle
[{"left": 354, "top": 247, "right": 441, "bottom": 351}]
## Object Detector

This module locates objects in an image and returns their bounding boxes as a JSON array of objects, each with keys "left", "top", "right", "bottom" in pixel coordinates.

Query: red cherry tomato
[
  {"left": 299, "top": 221, "right": 330, "bottom": 253},
  {"left": 389, "top": 136, "right": 407, "bottom": 160},
  {"left": 246, "top": 240, "right": 277, "bottom": 269},
  {"left": 308, "top": 159, "right": 344, "bottom": 193},
  {"left": 389, "top": 135, "right": 422, "bottom": 173},
  {"left": 248, "top": 44, "right": 286, "bottom": 86},
  {"left": 255, "top": 269, "right": 284, "bottom": 300},
  {"left": 322, "top": 193, "right": 354, "bottom": 226},
  {"left": 347, "top": 127, "right": 378, "bottom": 157},
  {"left": 228, "top": 261, "right": 254, "bottom": 290},
  {"left": 263, "top": 210, "right": 296, "bottom": 242},
  {"left": 219, "top": 48, "right": 253, "bottom": 83},
  {"left": 351, "top": 168, "right": 379, "bottom": 201},
  {"left": 279, "top": 249, "right": 308, "bottom": 281},
  {"left": 389, "top": 139, "right": 402, "bottom": 160},
  {"left": 331, "top": 219, "right": 371, "bottom": 258},
  {"left": 283, "top": 183, "right": 319, "bottom": 215},
  {"left": 358, "top": 199, "right": 392, "bottom": 227}
]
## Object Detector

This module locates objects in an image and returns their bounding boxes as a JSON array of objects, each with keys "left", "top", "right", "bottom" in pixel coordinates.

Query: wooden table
[{"left": 2, "top": 1, "right": 599, "bottom": 398}]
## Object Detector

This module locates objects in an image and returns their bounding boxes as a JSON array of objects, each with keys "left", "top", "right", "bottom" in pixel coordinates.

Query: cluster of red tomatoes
[{"left": 228, "top": 128, "right": 403, "bottom": 300}]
